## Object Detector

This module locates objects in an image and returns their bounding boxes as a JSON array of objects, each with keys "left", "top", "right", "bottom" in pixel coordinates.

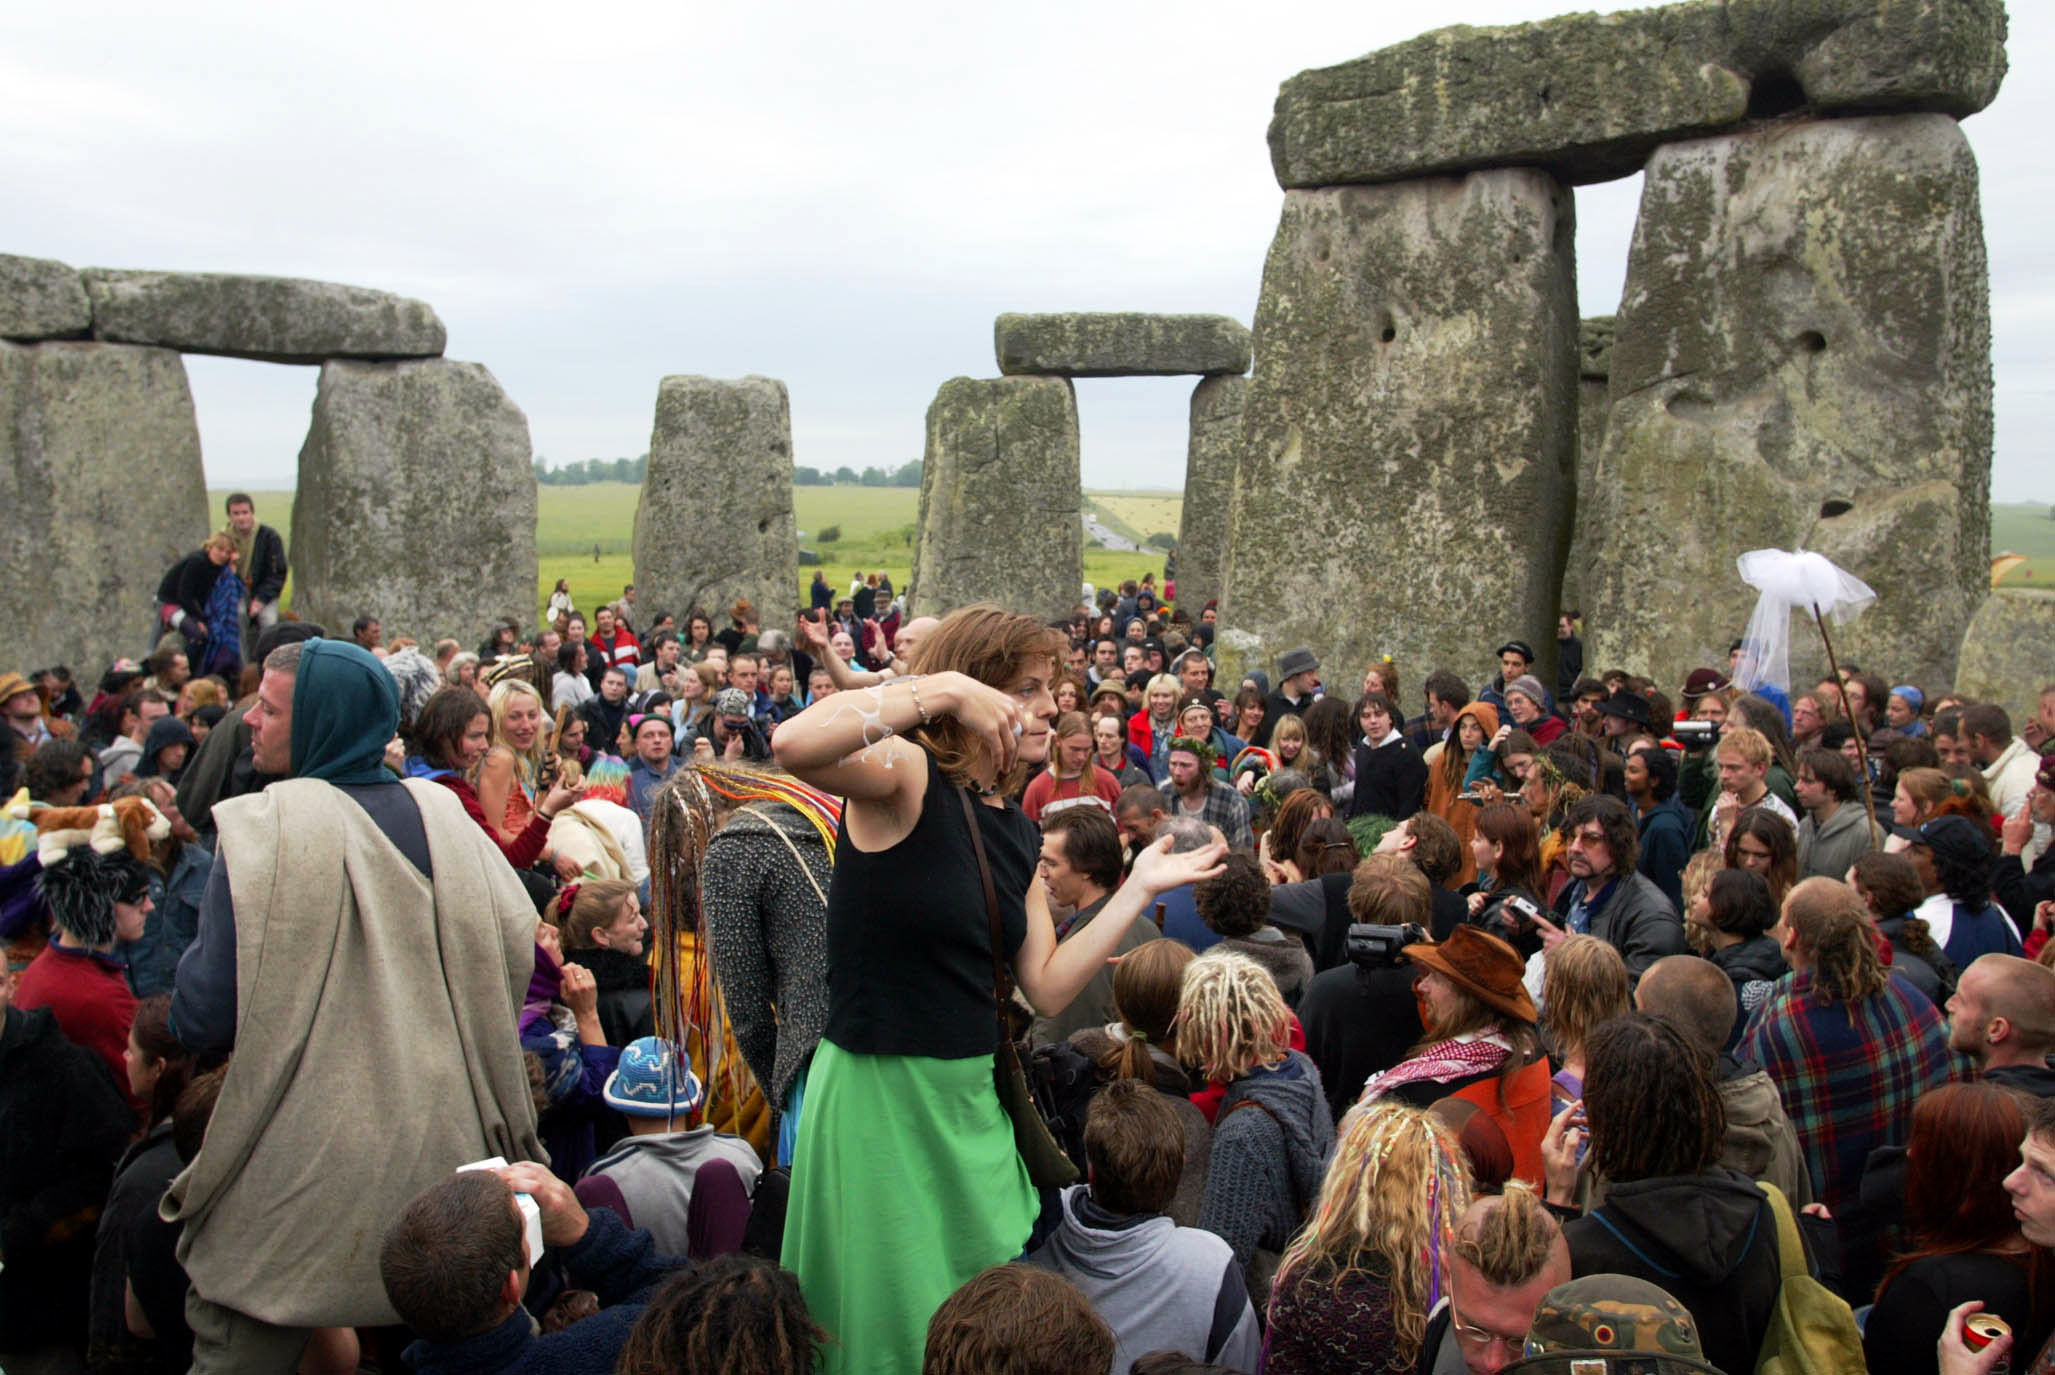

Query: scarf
[
  {"left": 1359, "top": 1033, "right": 1511, "bottom": 1103},
  {"left": 522, "top": 941, "right": 563, "bottom": 1032},
  {"left": 232, "top": 526, "right": 257, "bottom": 585},
  {"left": 290, "top": 639, "right": 401, "bottom": 787}
]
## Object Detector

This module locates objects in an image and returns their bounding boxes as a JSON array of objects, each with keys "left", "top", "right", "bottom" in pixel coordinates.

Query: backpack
[
  {"left": 1753, "top": 1182, "right": 1866, "bottom": 1375},
  {"left": 1024, "top": 1041, "right": 1100, "bottom": 1172}
]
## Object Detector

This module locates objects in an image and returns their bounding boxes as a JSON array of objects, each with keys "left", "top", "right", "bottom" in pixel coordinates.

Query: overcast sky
[{"left": 6, "top": 2, "right": 2047, "bottom": 502}]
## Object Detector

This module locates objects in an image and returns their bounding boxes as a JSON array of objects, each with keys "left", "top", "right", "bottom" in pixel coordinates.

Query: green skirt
[{"left": 785, "top": 1038, "right": 1037, "bottom": 1375}]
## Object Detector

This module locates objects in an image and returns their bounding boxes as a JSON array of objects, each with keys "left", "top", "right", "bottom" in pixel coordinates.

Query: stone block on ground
[
  {"left": 290, "top": 359, "right": 535, "bottom": 642},
  {"left": 1585, "top": 115, "right": 1990, "bottom": 689},
  {"left": 995, "top": 313, "right": 1252, "bottom": 378},
  {"left": 0, "top": 340, "right": 208, "bottom": 675},
  {"left": 1268, "top": 0, "right": 2008, "bottom": 188},
  {"left": 1220, "top": 169, "right": 1578, "bottom": 690},
  {"left": 632, "top": 375, "right": 798, "bottom": 636},
  {"left": 84, "top": 269, "right": 446, "bottom": 363},
  {"left": 1955, "top": 589, "right": 2055, "bottom": 725},
  {"left": 0, "top": 253, "right": 91, "bottom": 340},
  {"left": 1174, "top": 376, "right": 1245, "bottom": 615},
  {"left": 908, "top": 377, "right": 1081, "bottom": 620}
]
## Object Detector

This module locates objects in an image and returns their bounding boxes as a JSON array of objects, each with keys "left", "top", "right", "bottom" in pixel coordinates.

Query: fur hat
[{"left": 37, "top": 846, "right": 151, "bottom": 946}]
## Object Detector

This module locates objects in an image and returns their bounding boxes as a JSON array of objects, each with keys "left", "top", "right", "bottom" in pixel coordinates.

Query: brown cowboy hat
[{"left": 1403, "top": 925, "right": 1537, "bottom": 1025}]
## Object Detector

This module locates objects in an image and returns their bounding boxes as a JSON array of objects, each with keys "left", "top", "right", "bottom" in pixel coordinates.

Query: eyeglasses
[
  {"left": 1448, "top": 1306, "right": 1526, "bottom": 1353},
  {"left": 1565, "top": 828, "right": 1608, "bottom": 849}
]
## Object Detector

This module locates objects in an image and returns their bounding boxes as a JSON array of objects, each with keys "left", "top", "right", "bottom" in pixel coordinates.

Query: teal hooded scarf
[{"left": 290, "top": 639, "right": 401, "bottom": 787}]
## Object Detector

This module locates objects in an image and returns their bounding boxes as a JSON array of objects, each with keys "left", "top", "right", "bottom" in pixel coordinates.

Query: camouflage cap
[{"left": 1500, "top": 1275, "right": 1726, "bottom": 1375}]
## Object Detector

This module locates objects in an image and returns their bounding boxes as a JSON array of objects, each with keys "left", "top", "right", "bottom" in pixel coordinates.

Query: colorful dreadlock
[
  {"left": 1277, "top": 1102, "right": 1471, "bottom": 1369},
  {"left": 644, "top": 761, "right": 841, "bottom": 1136}
]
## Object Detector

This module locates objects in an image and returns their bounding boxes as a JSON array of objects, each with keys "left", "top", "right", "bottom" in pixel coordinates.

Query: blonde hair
[
  {"left": 1278, "top": 1103, "right": 1471, "bottom": 1367},
  {"left": 203, "top": 529, "right": 237, "bottom": 557},
  {"left": 1542, "top": 935, "right": 1630, "bottom": 1064},
  {"left": 1174, "top": 949, "right": 1290, "bottom": 1082},
  {"left": 553, "top": 878, "right": 638, "bottom": 948},
  {"left": 1144, "top": 673, "right": 1182, "bottom": 711},
  {"left": 1717, "top": 725, "right": 1771, "bottom": 770},
  {"left": 487, "top": 678, "right": 550, "bottom": 788},
  {"left": 1270, "top": 713, "right": 1309, "bottom": 761}
]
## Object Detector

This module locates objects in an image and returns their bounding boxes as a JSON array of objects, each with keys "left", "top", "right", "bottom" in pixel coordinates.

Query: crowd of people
[{"left": 3, "top": 500, "right": 2055, "bottom": 1375}]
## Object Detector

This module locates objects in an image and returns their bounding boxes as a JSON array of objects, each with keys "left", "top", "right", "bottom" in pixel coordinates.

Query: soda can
[{"left": 1964, "top": 1312, "right": 2012, "bottom": 1374}]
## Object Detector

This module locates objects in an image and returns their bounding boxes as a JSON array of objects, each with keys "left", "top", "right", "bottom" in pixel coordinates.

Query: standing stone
[
  {"left": 1267, "top": 0, "right": 2007, "bottom": 189},
  {"left": 995, "top": 313, "right": 1252, "bottom": 378},
  {"left": 1174, "top": 376, "right": 1244, "bottom": 614},
  {"left": 632, "top": 375, "right": 797, "bottom": 635},
  {"left": 83, "top": 270, "right": 446, "bottom": 364},
  {"left": 0, "top": 340, "right": 208, "bottom": 674},
  {"left": 291, "top": 360, "right": 535, "bottom": 642},
  {"left": 1561, "top": 317, "right": 1614, "bottom": 615},
  {"left": 0, "top": 253, "right": 91, "bottom": 340},
  {"left": 1955, "top": 589, "right": 2055, "bottom": 725},
  {"left": 1221, "top": 170, "right": 1577, "bottom": 691},
  {"left": 908, "top": 377, "right": 1080, "bottom": 620},
  {"left": 1585, "top": 116, "right": 1991, "bottom": 688}
]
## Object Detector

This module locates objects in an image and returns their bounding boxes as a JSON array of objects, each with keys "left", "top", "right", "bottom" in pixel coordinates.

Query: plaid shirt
[
  {"left": 1162, "top": 779, "right": 1253, "bottom": 850},
  {"left": 1741, "top": 970, "right": 1952, "bottom": 1214}
]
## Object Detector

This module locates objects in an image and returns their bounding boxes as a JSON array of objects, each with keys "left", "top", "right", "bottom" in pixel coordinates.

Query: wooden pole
[{"left": 1811, "top": 601, "right": 1882, "bottom": 852}]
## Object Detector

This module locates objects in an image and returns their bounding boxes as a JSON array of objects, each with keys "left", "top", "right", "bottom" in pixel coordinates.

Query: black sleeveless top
[{"left": 824, "top": 751, "right": 1035, "bottom": 1059}]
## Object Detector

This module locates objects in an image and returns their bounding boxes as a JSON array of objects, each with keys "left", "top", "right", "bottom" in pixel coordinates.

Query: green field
[
  {"left": 213, "top": 486, "right": 2051, "bottom": 624},
  {"left": 1991, "top": 502, "right": 2055, "bottom": 588},
  {"left": 210, "top": 484, "right": 1171, "bottom": 624}
]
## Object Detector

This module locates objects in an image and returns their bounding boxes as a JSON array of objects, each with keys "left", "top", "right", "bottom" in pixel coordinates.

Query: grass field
[
  {"left": 211, "top": 484, "right": 1171, "bottom": 623},
  {"left": 1991, "top": 502, "right": 2055, "bottom": 588},
  {"left": 214, "top": 486, "right": 2051, "bottom": 624}
]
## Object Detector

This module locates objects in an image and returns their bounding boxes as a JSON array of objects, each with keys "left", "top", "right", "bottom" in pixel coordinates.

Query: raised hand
[{"left": 1130, "top": 834, "right": 1228, "bottom": 896}]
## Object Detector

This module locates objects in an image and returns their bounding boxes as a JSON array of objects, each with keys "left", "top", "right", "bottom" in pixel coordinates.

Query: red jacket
[
  {"left": 14, "top": 940, "right": 139, "bottom": 1115},
  {"left": 432, "top": 774, "right": 553, "bottom": 870}
]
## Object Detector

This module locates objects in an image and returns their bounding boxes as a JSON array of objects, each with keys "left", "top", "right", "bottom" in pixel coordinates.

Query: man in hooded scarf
[{"left": 166, "top": 638, "right": 544, "bottom": 1371}]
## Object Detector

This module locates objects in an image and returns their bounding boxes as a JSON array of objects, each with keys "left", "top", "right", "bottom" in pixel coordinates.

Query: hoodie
[
  {"left": 1717, "top": 1054, "right": 1812, "bottom": 1205},
  {"left": 1563, "top": 1169, "right": 1786, "bottom": 1375},
  {"left": 1196, "top": 1051, "right": 1334, "bottom": 1285},
  {"left": 1027, "top": 1186, "right": 1261, "bottom": 1374},
  {"left": 135, "top": 714, "right": 196, "bottom": 780}
]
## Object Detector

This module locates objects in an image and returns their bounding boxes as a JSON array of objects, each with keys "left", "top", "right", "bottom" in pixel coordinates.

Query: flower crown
[{"left": 1167, "top": 734, "right": 1217, "bottom": 766}]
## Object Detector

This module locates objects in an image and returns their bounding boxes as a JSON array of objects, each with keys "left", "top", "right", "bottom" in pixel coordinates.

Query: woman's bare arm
[
  {"left": 1013, "top": 834, "right": 1226, "bottom": 1016},
  {"left": 474, "top": 747, "right": 524, "bottom": 846}
]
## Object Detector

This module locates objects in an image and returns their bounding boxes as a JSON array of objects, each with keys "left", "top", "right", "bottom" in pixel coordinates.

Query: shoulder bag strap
[
  {"left": 957, "top": 786, "right": 1016, "bottom": 1040},
  {"left": 1757, "top": 1180, "right": 1808, "bottom": 1278}
]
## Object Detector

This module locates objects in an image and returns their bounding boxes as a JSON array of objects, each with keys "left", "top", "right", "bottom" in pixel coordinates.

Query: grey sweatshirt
[{"left": 1028, "top": 1185, "right": 1261, "bottom": 1374}]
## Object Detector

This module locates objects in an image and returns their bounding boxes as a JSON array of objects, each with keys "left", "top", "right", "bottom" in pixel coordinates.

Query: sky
[{"left": 5, "top": 2, "right": 2048, "bottom": 502}]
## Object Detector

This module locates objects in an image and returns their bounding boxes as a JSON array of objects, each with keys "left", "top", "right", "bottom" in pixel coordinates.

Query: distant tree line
[
  {"left": 533, "top": 456, "right": 922, "bottom": 488},
  {"left": 533, "top": 455, "right": 649, "bottom": 485},
  {"left": 794, "top": 460, "right": 923, "bottom": 488}
]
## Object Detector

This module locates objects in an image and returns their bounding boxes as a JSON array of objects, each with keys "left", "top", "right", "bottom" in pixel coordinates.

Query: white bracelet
[{"left": 906, "top": 675, "right": 933, "bottom": 726}]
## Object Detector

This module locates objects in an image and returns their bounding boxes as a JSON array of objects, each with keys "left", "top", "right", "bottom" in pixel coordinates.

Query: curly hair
[
  {"left": 1583, "top": 1013, "right": 1726, "bottom": 1183},
  {"left": 1276, "top": 1103, "right": 1472, "bottom": 1368},
  {"left": 1175, "top": 949, "right": 1290, "bottom": 1082},
  {"left": 924, "top": 1265, "right": 1112, "bottom": 1375},
  {"left": 617, "top": 1255, "right": 827, "bottom": 1375},
  {"left": 1852, "top": 851, "right": 1948, "bottom": 973},
  {"left": 1195, "top": 852, "right": 1271, "bottom": 939}
]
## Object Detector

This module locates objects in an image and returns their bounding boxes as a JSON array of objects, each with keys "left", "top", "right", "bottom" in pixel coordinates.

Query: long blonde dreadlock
[
  {"left": 1278, "top": 1103, "right": 1472, "bottom": 1370},
  {"left": 644, "top": 761, "right": 841, "bottom": 1115}
]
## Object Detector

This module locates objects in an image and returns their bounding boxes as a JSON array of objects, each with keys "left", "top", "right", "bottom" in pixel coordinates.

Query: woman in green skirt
[{"left": 772, "top": 604, "right": 1226, "bottom": 1374}]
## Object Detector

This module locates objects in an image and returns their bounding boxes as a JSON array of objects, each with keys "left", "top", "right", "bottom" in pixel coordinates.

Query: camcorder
[
  {"left": 1673, "top": 720, "right": 1718, "bottom": 749},
  {"left": 1346, "top": 921, "right": 1428, "bottom": 970}
]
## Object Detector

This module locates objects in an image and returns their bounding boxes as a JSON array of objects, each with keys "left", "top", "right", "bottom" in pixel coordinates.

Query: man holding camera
[
  {"left": 1539, "top": 795, "right": 1686, "bottom": 984},
  {"left": 1298, "top": 853, "right": 1432, "bottom": 1124}
]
